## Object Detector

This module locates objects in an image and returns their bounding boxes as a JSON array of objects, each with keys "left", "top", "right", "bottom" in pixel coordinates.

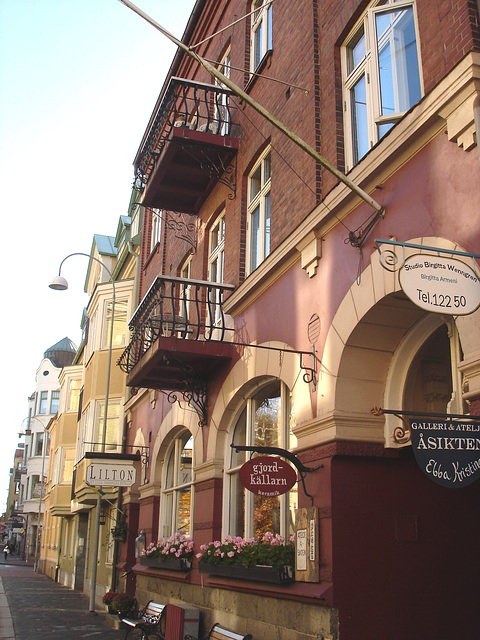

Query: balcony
[
  {"left": 118, "top": 276, "right": 235, "bottom": 425},
  {"left": 135, "top": 77, "right": 240, "bottom": 214}
]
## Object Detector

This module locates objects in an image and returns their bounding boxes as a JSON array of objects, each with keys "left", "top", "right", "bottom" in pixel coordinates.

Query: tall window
[
  {"left": 216, "top": 49, "right": 231, "bottom": 135},
  {"left": 161, "top": 431, "right": 193, "bottom": 538},
  {"left": 67, "top": 379, "right": 81, "bottom": 413},
  {"left": 208, "top": 212, "right": 225, "bottom": 328},
  {"left": 247, "top": 150, "right": 271, "bottom": 273},
  {"left": 251, "top": 0, "right": 273, "bottom": 71},
  {"left": 151, "top": 209, "right": 162, "bottom": 252},
  {"left": 35, "top": 432, "right": 44, "bottom": 457},
  {"left": 104, "top": 300, "right": 128, "bottom": 348},
  {"left": 342, "top": 0, "right": 422, "bottom": 168},
  {"left": 94, "top": 399, "right": 120, "bottom": 452},
  {"left": 50, "top": 390, "right": 60, "bottom": 414},
  {"left": 226, "top": 380, "right": 297, "bottom": 539},
  {"left": 38, "top": 391, "right": 48, "bottom": 415}
]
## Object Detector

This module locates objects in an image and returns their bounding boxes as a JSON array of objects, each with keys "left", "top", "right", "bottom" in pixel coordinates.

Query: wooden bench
[
  {"left": 120, "top": 600, "right": 166, "bottom": 640},
  {"left": 185, "top": 622, "right": 253, "bottom": 640}
]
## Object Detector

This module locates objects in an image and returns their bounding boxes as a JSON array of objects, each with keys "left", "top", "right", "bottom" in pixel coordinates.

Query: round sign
[
  {"left": 239, "top": 455, "right": 297, "bottom": 497},
  {"left": 399, "top": 254, "right": 480, "bottom": 315}
]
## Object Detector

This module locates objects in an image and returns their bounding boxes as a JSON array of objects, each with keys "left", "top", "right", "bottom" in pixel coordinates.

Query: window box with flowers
[
  {"left": 140, "top": 533, "right": 194, "bottom": 571},
  {"left": 197, "top": 532, "right": 295, "bottom": 584}
]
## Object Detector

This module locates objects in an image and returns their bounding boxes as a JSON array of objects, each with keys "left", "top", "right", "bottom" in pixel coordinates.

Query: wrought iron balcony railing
[
  {"left": 135, "top": 77, "right": 239, "bottom": 187},
  {"left": 118, "top": 275, "right": 235, "bottom": 376}
]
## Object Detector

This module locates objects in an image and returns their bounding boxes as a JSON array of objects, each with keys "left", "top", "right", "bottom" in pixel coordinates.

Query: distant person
[{"left": 3, "top": 546, "right": 9, "bottom": 561}]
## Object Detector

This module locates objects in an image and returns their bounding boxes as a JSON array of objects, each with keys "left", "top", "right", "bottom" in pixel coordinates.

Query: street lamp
[
  {"left": 20, "top": 414, "right": 49, "bottom": 570},
  {"left": 50, "top": 252, "right": 115, "bottom": 613}
]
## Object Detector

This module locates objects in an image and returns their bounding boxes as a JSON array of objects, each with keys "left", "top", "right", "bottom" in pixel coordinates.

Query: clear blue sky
[{"left": 0, "top": 0, "right": 196, "bottom": 512}]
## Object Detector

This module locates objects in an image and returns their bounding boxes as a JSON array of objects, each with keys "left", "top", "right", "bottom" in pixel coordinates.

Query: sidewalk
[{"left": 0, "top": 555, "right": 125, "bottom": 639}]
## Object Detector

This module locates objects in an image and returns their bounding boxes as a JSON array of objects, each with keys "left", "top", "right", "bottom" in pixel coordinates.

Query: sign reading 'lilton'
[
  {"left": 409, "top": 419, "right": 480, "bottom": 488},
  {"left": 239, "top": 455, "right": 297, "bottom": 497},
  {"left": 399, "top": 254, "right": 480, "bottom": 315}
]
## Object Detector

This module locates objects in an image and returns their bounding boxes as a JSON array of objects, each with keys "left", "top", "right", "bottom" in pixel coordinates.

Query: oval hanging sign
[
  {"left": 409, "top": 419, "right": 480, "bottom": 488},
  {"left": 239, "top": 456, "right": 297, "bottom": 497},
  {"left": 399, "top": 254, "right": 480, "bottom": 315}
]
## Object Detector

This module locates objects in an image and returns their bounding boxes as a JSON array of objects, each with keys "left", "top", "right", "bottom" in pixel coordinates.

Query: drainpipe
[
  {"left": 55, "top": 517, "right": 64, "bottom": 582},
  {"left": 474, "top": 92, "right": 480, "bottom": 165}
]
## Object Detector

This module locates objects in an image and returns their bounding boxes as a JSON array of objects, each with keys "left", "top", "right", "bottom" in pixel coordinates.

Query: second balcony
[{"left": 135, "top": 77, "right": 240, "bottom": 214}]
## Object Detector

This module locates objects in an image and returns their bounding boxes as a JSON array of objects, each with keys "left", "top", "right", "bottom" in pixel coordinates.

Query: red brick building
[{"left": 117, "top": 1, "right": 480, "bottom": 638}]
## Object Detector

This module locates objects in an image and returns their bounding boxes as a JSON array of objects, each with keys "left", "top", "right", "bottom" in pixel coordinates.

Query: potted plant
[
  {"left": 111, "top": 514, "right": 127, "bottom": 542},
  {"left": 102, "top": 590, "right": 119, "bottom": 614},
  {"left": 107, "top": 592, "right": 136, "bottom": 617},
  {"left": 197, "top": 532, "right": 295, "bottom": 584},
  {"left": 140, "top": 532, "right": 194, "bottom": 570}
]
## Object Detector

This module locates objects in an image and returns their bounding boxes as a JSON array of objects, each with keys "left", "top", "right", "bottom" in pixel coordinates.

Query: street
[{"left": 0, "top": 555, "right": 124, "bottom": 639}]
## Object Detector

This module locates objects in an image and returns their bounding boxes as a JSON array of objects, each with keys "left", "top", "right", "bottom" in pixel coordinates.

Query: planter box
[
  {"left": 198, "top": 563, "right": 294, "bottom": 584},
  {"left": 140, "top": 556, "right": 192, "bottom": 571}
]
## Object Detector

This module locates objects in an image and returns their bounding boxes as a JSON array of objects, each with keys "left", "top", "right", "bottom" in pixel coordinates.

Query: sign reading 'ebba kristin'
[
  {"left": 399, "top": 254, "right": 480, "bottom": 315},
  {"left": 239, "top": 455, "right": 297, "bottom": 497}
]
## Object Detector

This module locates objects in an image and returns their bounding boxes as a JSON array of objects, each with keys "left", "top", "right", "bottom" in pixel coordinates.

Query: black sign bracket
[{"left": 231, "top": 444, "right": 323, "bottom": 506}]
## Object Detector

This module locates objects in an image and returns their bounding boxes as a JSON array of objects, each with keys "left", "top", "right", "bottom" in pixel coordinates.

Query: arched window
[
  {"left": 161, "top": 431, "right": 193, "bottom": 538},
  {"left": 225, "top": 380, "right": 297, "bottom": 539}
]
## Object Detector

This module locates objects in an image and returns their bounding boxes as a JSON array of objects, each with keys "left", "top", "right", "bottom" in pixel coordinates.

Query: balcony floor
[
  {"left": 126, "top": 335, "right": 233, "bottom": 391},
  {"left": 142, "top": 126, "right": 239, "bottom": 213}
]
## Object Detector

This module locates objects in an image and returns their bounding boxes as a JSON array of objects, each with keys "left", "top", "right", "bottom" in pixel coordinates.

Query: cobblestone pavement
[{"left": 0, "top": 556, "right": 125, "bottom": 639}]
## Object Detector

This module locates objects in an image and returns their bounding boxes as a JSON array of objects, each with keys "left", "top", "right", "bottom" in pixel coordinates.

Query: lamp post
[
  {"left": 20, "top": 414, "right": 49, "bottom": 570},
  {"left": 49, "top": 252, "right": 115, "bottom": 613}
]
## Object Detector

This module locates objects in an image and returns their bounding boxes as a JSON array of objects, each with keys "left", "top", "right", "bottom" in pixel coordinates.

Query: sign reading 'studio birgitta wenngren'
[
  {"left": 399, "top": 255, "right": 480, "bottom": 315},
  {"left": 409, "top": 419, "right": 480, "bottom": 488}
]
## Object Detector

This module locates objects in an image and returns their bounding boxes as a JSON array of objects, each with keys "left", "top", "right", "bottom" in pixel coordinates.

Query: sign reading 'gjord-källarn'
[
  {"left": 410, "top": 419, "right": 480, "bottom": 488},
  {"left": 399, "top": 254, "right": 480, "bottom": 315},
  {"left": 239, "top": 455, "right": 297, "bottom": 497}
]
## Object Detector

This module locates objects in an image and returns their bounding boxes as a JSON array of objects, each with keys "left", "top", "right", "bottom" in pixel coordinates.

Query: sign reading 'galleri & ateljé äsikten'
[{"left": 409, "top": 419, "right": 480, "bottom": 488}]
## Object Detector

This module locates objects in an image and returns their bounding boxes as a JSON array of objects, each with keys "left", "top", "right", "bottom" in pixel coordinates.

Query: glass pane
[
  {"left": 264, "top": 193, "right": 271, "bottom": 258},
  {"left": 229, "top": 471, "right": 245, "bottom": 536},
  {"left": 231, "top": 408, "right": 247, "bottom": 468},
  {"left": 178, "top": 435, "right": 193, "bottom": 485},
  {"left": 376, "top": 7, "right": 421, "bottom": 117},
  {"left": 177, "top": 487, "right": 191, "bottom": 535},
  {"left": 250, "top": 205, "right": 260, "bottom": 270},
  {"left": 377, "top": 121, "right": 395, "bottom": 139},
  {"left": 348, "top": 27, "right": 365, "bottom": 74},
  {"left": 254, "top": 22, "right": 263, "bottom": 68},
  {"left": 263, "top": 153, "right": 271, "bottom": 182},
  {"left": 250, "top": 165, "right": 261, "bottom": 201},
  {"left": 253, "top": 493, "right": 280, "bottom": 536},
  {"left": 351, "top": 75, "right": 369, "bottom": 163},
  {"left": 254, "top": 381, "right": 281, "bottom": 447},
  {"left": 162, "top": 492, "right": 174, "bottom": 538}
]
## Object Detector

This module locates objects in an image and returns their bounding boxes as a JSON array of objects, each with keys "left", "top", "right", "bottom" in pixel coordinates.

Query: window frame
[
  {"left": 250, "top": 0, "right": 273, "bottom": 72},
  {"left": 150, "top": 208, "right": 162, "bottom": 252},
  {"left": 341, "top": 0, "right": 422, "bottom": 169},
  {"left": 160, "top": 430, "right": 194, "bottom": 539},
  {"left": 38, "top": 391, "right": 48, "bottom": 415},
  {"left": 224, "top": 379, "right": 297, "bottom": 540},
  {"left": 246, "top": 149, "right": 271, "bottom": 274},
  {"left": 103, "top": 298, "right": 128, "bottom": 349}
]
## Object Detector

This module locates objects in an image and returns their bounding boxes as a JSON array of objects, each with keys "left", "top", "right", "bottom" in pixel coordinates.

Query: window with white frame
[
  {"left": 342, "top": 0, "right": 422, "bottom": 169},
  {"left": 50, "top": 390, "right": 60, "bottom": 414},
  {"left": 179, "top": 256, "right": 192, "bottom": 323},
  {"left": 38, "top": 391, "right": 48, "bottom": 415},
  {"left": 247, "top": 150, "right": 271, "bottom": 274},
  {"left": 226, "top": 380, "right": 297, "bottom": 539},
  {"left": 150, "top": 209, "right": 162, "bottom": 252},
  {"left": 93, "top": 399, "right": 121, "bottom": 452},
  {"left": 216, "top": 49, "right": 231, "bottom": 135},
  {"left": 161, "top": 431, "right": 193, "bottom": 538},
  {"left": 208, "top": 212, "right": 225, "bottom": 328},
  {"left": 251, "top": 0, "right": 273, "bottom": 71},
  {"left": 60, "top": 448, "right": 75, "bottom": 484},
  {"left": 77, "top": 405, "right": 89, "bottom": 460},
  {"left": 34, "top": 432, "right": 44, "bottom": 457},
  {"left": 103, "top": 299, "right": 128, "bottom": 348},
  {"left": 67, "top": 379, "right": 81, "bottom": 413}
]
